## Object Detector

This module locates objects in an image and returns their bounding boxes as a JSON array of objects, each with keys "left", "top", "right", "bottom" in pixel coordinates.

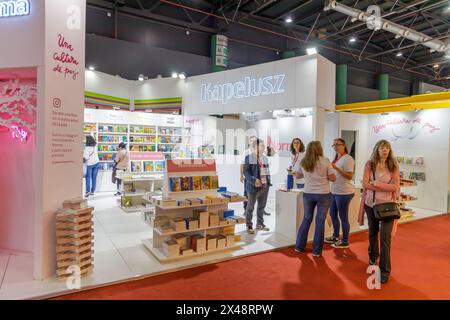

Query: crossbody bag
[{"left": 372, "top": 170, "right": 401, "bottom": 221}]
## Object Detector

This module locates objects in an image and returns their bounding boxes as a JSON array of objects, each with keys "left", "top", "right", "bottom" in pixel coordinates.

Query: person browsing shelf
[
  {"left": 294, "top": 141, "right": 336, "bottom": 257},
  {"left": 361, "top": 139, "right": 400, "bottom": 284},
  {"left": 83, "top": 135, "right": 100, "bottom": 198},
  {"left": 325, "top": 138, "right": 355, "bottom": 249},
  {"left": 289, "top": 137, "right": 306, "bottom": 189},
  {"left": 243, "top": 138, "right": 271, "bottom": 234},
  {"left": 114, "top": 142, "right": 130, "bottom": 196}
]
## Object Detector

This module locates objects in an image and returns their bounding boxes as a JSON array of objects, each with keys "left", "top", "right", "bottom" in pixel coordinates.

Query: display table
[{"left": 275, "top": 188, "right": 361, "bottom": 243}]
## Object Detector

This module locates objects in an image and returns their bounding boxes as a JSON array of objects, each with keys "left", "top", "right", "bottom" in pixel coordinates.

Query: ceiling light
[
  {"left": 107, "top": 12, "right": 112, "bottom": 17},
  {"left": 185, "top": 30, "right": 190, "bottom": 35},
  {"left": 285, "top": 17, "right": 293, "bottom": 23},
  {"left": 433, "top": 64, "right": 440, "bottom": 68},
  {"left": 138, "top": 74, "right": 144, "bottom": 81},
  {"left": 172, "top": 72, "right": 178, "bottom": 78},
  {"left": 396, "top": 52, "right": 403, "bottom": 57},
  {"left": 306, "top": 47, "right": 317, "bottom": 55},
  {"left": 349, "top": 37, "right": 356, "bottom": 43},
  {"left": 179, "top": 73, "right": 186, "bottom": 80},
  {"left": 88, "top": 66, "right": 95, "bottom": 71}
]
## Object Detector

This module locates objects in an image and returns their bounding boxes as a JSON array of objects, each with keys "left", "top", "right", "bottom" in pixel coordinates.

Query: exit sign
[{"left": 0, "top": 0, "right": 30, "bottom": 18}]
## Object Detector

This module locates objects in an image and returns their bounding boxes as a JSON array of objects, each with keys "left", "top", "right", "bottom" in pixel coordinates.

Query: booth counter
[{"left": 275, "top": 188, "right": 362, "bottom": 243}]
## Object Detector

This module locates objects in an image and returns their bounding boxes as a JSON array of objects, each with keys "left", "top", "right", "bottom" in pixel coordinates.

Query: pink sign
[
  {"left": 372, "top": 116, "right": 440, "bottom": 140},
  {"left": 10, "top": 125, "right": 28, "bottom": 142},
  {"left": 130, "top": 152, "right": 165, "bottom": 161}
]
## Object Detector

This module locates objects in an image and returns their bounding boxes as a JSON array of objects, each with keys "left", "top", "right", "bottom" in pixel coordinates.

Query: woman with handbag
[
  {"left": 114, "top": 142, "right": 130, "bottom": 196},
  {"left": 362, "top": 139, "right": 400, "bottom": 284},
  {"left": 83, "top": 135, "right": 100, "bottom": 198}
]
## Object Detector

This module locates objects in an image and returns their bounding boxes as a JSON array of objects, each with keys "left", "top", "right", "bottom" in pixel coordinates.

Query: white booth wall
[{"left": 336, "top": 110, "right": 450, "bottom": 213}]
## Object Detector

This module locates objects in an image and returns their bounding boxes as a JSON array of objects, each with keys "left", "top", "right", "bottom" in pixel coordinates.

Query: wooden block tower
[{"left": 55, "top": 197, "right": 94, "bottom": 279}]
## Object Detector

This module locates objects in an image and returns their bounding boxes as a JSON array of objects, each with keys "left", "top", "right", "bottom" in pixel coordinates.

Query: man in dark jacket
[{"left": 243, "top": 138, "right": 271, "bottom": 234}]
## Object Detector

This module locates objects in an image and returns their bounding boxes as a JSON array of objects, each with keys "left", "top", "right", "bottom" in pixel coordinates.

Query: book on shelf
[
  {"left": 181, "top": 177, "right": 193, "bottom": 191},
  {"left": 184, "top": 218, "right": 199, "bottom": 230},
  {"left": 170, "top": 177, "right": 181, "bottom": 192},
  {"left": 177, "top": 199, "right": 190, "bottom": 207},
  {"left": 198, "top": 197, "right": 212, "bottom": 205},
  {"left": 191, "top": 235, "right": 206, "bottom": 253},
  {"left": 210, "top": 176, "right": 219, "bottom": 189},
  {"left": 144, "top": 161, "right": 154, "bottom": 172},
  {"left": 186, "top": 198, "right": 201, "bottom": 206},
  {"left": 201, "top": 176, "right": 211, "bottom": 190},
  {"left": 192, "top": 176, "right": 202, "bottom": 191},
  {"left": 157, "top": 197, "right": 177, "bottom": 207},
  {"left": 162, "top": 240, "right": 180, "bottom": 258},
  {"left": 205, "top": 195, "right": 221, "bottom": 204}
]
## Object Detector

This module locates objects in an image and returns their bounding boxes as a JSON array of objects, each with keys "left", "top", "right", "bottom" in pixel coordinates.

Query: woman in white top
[
  {"left": 83, "top": 135, "right": 100, "bottom": 198},
  {"left": 289, "top": 138, "right": 305, "bottom": 188},
  {"left": 294, "top": 141, "right": 336, "bottom": 257},
  {"left": 325, "top": 138, "right": 355, "bottom": 249}
]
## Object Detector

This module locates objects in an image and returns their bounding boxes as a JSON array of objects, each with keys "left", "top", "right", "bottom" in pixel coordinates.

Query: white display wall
[{"left": 366, "top": 109, "right": 450, "bottom": 213}]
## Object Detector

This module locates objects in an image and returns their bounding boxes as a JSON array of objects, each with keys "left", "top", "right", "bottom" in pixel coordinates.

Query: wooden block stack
[{"left": 56, "top": 197, "right": 94, "bottom": 279}]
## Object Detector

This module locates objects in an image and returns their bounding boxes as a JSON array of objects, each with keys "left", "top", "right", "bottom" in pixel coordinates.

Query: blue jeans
[
  {"left": 329, "top": 193, "right": 354, "bottom": 244},
  {"left": 295, "top": 193, "right": 332, "bottom": 255},
  {"left": 86, "top": 162, "right": 100, "bottom": 193}
]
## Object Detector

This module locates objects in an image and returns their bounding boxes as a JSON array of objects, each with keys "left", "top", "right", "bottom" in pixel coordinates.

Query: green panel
[
  {"left": 336, "top": 64, "right": 348, "bottom": 105},
  {"left": 281, "top": 51, "right": 296, "bottom": 59},
  {"left": 211, "top": 35, "right": 225, "bottom": 73},
  {"left": 378, "top": 74, "right": 389, "bottom": 100}
]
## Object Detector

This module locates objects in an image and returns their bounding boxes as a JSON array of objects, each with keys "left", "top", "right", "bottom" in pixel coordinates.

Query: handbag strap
[{"left": 372, "top": 169, "right": 376, "bottom": 204}]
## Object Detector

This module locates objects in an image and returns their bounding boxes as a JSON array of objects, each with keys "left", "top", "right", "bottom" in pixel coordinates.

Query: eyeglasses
[{"left": 332, "top": 144, "right": 344, "bottom": 147}]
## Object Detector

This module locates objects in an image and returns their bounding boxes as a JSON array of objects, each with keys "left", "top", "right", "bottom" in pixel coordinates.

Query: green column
[
  {"left": 336, "top": 64, "right": 348, "bottom": 105},
  {"left": 378, "top": 73, "right": 389, "bottom": 100},
  {"left": 281, "top": 51, "right": 295, "bottom": 59}
]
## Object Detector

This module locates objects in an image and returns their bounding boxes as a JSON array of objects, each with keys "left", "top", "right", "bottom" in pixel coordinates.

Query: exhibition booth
[{"left": 0, "top": 0, "right": 449, "bottom": 300}]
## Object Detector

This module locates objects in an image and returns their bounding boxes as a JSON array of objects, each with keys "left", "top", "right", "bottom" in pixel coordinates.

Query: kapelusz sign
[
  {"left": 201, "top": 74, "right": 286, "bottom": 104},
  {"left": 0, "top": 0, "right": 30, "bottom": 18}
]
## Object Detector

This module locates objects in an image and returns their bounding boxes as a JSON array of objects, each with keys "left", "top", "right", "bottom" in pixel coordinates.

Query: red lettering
[{"left": 58, "top": 34, "right": 74, "bottom": 52}]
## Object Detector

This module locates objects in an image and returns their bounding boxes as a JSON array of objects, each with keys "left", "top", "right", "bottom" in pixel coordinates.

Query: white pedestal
[{"left": 275, "top": 189, "right": 362, "bottom": 244}]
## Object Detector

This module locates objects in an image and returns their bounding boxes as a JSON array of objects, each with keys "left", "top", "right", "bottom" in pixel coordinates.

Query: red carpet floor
[{"left": 53, "top": 215, "right": 450, "bottom": 300}]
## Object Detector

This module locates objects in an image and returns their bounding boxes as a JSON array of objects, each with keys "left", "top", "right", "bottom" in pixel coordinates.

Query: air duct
[{"left": 324, "top": 0, "right": 448, "bottom": 52}]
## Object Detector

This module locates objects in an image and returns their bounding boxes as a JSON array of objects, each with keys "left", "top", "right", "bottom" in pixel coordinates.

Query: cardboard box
[
  {"left": 209, "top": 213, "right": 219, "bottom": 227},
  {"left": 162, "top": 240, "right": 180, "bottom": 258},
  {"left": 181, "top": 248, "right": 194, "bottom": 256},
  {"left": 205, "top": 195, "right": 221, "bottom": 204},
  {"left": 191, "top": 235, "right": 206, "bottom": 253},
  {"left": 153, "top": 215, "right": 170, "bottom": 228},
  {"left": 172, "top": 234, "right": 188, "bottom": 249},
  {"left": 226, "top": 234, "right": 235, "bottom": 247},
  {"left": 171, "top": 218, "right": 186, "bottom": 232},
  {"left": 184, "top": 218, "right": 199, "bottom": 230},
  {"left": 222, "top": 225, "right": 236, "bottom": 235},
  {"left": 217, "top": 235, "right": 226, "bottom": 249},
  {"left": 206, "top": 236, "right": 217, "bottom": 251},
  {"left": 63, "top": 197, "right": 88, "bottom": 210},
  {"left": 160, "top": 224, "right": 175, "bottom": 234},
  {"left": 193, "top": 210, "right": 209, "bottom": 228}
]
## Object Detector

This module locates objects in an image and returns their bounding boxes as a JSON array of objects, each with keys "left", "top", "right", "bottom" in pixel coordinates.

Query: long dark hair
[
  {"left": 290, "top": 138, "right": 305, "bottom": 155},
  {"left": 86, "top": 135, "right": 97, "bottom": 147},
  {"left": 301, "top": 141, "right": 324, "bottom": 173},
  {"left": 369, "top": 139, "right": 398, "bottom": 173},
  {"left": 333, "top": 138, "right": 349, "bottom": 162}
]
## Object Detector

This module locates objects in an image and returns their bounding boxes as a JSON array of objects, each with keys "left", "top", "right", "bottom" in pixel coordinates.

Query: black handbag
[{"left": 372, "top": 170, "right": 401, "bottom": 221}]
